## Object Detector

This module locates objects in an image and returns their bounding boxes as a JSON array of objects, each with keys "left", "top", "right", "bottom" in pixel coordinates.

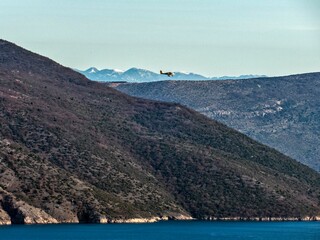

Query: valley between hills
[{"left": 0, "top": 40, "right": 320, "bottom": 224}]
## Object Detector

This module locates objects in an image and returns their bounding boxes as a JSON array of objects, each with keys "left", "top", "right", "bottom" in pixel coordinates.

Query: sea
[{"left": 0, "top": 221, "right": 319, "bottom": 240}]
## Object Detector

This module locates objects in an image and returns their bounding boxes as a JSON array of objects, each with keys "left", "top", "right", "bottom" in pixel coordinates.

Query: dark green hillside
[{"left": 0, "top": 40, "right": 320, "bottom": 223}]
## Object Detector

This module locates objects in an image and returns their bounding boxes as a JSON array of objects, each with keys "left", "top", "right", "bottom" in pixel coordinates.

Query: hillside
[
  {"left": 0, "top": 40, "right": 320, "bottom": 224},
  {"left": 116, "top": 74, "right": 320, "bottom": 172}
]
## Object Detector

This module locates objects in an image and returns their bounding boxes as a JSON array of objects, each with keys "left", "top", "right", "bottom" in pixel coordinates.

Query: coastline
[
  {"left": 0, "top": 186, "right": 319, "bottom": 226},
  {"left": 1, "top": 214, "right": 319, "bottom": 226},
  {"left": 202, "top": 216, "right": 320, "bottom": 222}
]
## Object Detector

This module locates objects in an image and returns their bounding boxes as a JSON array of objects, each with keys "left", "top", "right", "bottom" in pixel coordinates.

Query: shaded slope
[{"left": 0, "top": 40, "right": 320, "bottom": 223}]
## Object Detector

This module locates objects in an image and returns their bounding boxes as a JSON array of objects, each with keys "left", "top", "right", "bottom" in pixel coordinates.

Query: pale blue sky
[{"left": 1, "top": 0, "right": 319, "bottom": 76}]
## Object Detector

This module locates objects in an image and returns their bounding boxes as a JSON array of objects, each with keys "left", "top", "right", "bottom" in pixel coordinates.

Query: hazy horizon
[{"left": 1, "top": 0, "right": 319, "bottom": 76}]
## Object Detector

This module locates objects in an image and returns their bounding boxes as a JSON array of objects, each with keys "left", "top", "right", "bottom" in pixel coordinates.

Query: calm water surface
[{"left": 0, "top": 221, "right": 319, "bottom": 240}]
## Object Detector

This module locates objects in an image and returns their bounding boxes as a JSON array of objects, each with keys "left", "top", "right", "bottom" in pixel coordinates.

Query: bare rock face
[
  {"left": 11, "top": 201, "right": 58, "bottom": 224},
  {"left": 0, "top": 208, "right": 11, "bottom": 225},
  {"left": 106, "top": 213, "right": 193, "bottom": 223},
  {"left": 168, "top": 214, "right": 194, "bottom": 221},
  {"left": 0, "top": 188, "right": 57, "bottom": 224}
]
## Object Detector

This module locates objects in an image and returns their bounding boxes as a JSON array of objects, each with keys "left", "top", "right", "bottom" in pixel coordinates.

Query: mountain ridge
[{"left": 76, "top": 67, "right": 267, "bottom": 82}]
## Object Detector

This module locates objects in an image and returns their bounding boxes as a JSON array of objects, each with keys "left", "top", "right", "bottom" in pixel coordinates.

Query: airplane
[{"left": 160, "top": 70, "right": 174, "bottom": 77}]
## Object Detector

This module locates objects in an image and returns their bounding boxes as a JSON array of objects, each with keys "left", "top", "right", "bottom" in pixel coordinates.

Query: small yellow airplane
[{"left": 160, "top": 70, "right": 174, "bottom": 77}]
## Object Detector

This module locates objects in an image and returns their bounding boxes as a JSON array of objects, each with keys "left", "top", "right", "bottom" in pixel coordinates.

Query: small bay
[{"left": 0, "top": 221, "right": 319, "bottom": 240}]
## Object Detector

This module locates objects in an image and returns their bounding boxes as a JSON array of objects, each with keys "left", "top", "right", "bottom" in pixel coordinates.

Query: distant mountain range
[
  {"left": 76, "top": 67, "right": 267, "bottom": 82},
  {"left": 1, "top": 40, "right": 320, "bottom": 224},
  {"left": 115, "top": 72, "right": 320, "bottom": 172}
]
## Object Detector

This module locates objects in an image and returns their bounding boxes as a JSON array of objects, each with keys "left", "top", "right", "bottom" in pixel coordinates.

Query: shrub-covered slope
[
  {"left": 116, "top": 74, "right": 320, "bottom": 172},
  {"left": 0, "top": 40, "right": 320, "bottom": 223}
]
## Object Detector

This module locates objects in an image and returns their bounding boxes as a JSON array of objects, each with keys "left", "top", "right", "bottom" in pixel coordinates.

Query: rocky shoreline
[
  {"left": 0, "top": 213, "right": 194, "bottom": 225},
  {"left": 0, "top": 188, "right": 319, "bottom": 226},
  {"left": 202, "top": 216, "right": 320, "bottom": 221},
  {"left": 1, "top": 213, "right": 320, "bottom": 225}
]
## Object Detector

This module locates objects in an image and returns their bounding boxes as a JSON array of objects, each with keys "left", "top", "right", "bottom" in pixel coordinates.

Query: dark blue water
[{"left": 0, "top": 221, "right": 319, "bottom": 240}]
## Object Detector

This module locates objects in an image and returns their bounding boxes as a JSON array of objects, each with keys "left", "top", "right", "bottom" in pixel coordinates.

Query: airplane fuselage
[{"left": 160, "top": 70, "right": 174, "bottom": 77}]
